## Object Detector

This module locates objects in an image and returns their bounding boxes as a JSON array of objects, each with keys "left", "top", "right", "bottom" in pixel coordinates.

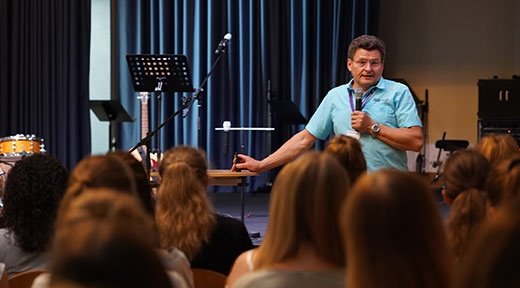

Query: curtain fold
[
  {"left": 116, "top": 0, "right": 379, "bottom": 189},
  {"left": 0, "top": 0, "right": 91, "bottom": 169}
]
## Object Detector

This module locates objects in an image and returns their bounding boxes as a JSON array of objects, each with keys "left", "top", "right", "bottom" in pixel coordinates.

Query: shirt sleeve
[
  {"left": 305, "top": 93, "right": 334, "bottom": 140},
  {"left": 394, "top": 85, "right": 422, "bottom": 128}
]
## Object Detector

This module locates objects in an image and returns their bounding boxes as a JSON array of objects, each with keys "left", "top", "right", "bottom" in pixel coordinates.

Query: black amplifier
[
  {"left": 478, "top": 79, "right": 520, "bottom": 120},
  {"left": 478, "top": 120, "right": 520, "bottom": 145}
]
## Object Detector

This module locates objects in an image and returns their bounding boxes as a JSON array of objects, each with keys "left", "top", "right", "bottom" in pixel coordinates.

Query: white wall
[
  {"left": 379, "top": 0, "right": 519, "bottom": 171},
  {"left": 89, "top": 0, "right": 111, "bottom": 154}
]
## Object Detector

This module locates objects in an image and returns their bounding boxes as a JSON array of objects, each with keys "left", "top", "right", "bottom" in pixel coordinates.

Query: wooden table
[{"left": 208, "top": 169, "right": 258, "bottom": 222}]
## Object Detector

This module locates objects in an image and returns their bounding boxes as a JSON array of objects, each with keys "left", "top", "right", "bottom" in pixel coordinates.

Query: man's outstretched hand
[{"left": 231, "top": 154, "right": 263, "bottom": 173}]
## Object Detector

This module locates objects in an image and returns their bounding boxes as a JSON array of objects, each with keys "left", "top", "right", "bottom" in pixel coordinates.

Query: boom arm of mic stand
[{"left": 183, "top": 52, "right": 226, "bottom": 118}]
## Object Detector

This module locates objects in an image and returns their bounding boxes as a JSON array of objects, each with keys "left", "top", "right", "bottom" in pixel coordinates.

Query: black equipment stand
[
  {"left": 90, "top": 100, "right": 133, "bottom": 151},
  {"left": 126, "top": 54, "right": 195, "bottom": 173}
]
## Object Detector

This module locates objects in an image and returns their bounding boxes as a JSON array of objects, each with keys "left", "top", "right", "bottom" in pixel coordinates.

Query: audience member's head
[
  {"left": 156, "top": 146, "right": 215, "bottom": 260},
  {"left": 474, "top": 134, "right": 519, "bottom": 166},
  {"left": 503, "top": 156, "right": 520, "bottom": 201},
  {"left": 341, "top": 169, "right": 451, "bottom": 288},
  {"left": 255, "top": 151, "right": 350, "bottom": 269},
  {"left": 2, "top": 153, "right": 69, "bottom": 253},
  {"left": 49, "top": 189, "right": 170, "bottom": 288},
  {"left": 442, "top": 149, "right": 490, "bottom": 261},
  {"left": 159, "top": 145, "right": 208, "bottom": 185},
  {"left": 485, "top": 156, "right": 520, "bottom": 210},
  {"left": 60, "top": 155, "right": 137, "bottom": 214},
  {"left": 325, "top": 134, "right": 367, "bottom": 183},
  {"left": 107, "top": 151, "right": 155, "bottom": 216},
  {"left": 457, "top": 199, "right": 520, "bottom": 288}
]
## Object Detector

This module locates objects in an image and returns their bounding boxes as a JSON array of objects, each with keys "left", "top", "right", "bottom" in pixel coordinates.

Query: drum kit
[{"left": 0, "top": 134, "right": 46, "bottom": 200}]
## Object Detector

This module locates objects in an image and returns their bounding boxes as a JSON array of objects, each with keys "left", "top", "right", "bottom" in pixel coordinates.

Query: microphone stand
[
  {"left": 416, "top": 89, "right": 429, "bottom": 174},
  {"left": 182, "top": 48, "right": 228, "bottom": 146}
]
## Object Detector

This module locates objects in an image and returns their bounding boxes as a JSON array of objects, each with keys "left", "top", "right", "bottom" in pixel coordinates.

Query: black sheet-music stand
[
  {"left": 270, "top": 98, "right": 307, "bottom": 142},
  {"left": 269, "top": 98, "right": 308, "bottom": 125},
  {"left": 126, "top": 54, "right": 195, "bottom": 93},
  {"left": 90, "top": 100, "right": 133, "bottom": 151}
]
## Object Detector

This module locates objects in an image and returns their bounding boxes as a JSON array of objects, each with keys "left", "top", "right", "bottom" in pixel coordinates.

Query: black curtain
[
  {"left": 116, "top": 0, "right": 379, "bottom": 189},
  {"left": 0, "top": 0, "right": 91, "bottom": 169}
]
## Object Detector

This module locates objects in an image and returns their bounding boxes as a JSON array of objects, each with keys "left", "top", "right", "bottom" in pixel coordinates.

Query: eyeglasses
[{"left": 352, "top": 59, "right": 382, "bottom": 69}]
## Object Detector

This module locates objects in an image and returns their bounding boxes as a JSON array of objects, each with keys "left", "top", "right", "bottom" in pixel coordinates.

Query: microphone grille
[
  {"left": 224, "top": 33, "right": 232, "bottom": 40},
  {"left": 354, "top": 88, "right": 363, "bottom": 98}
]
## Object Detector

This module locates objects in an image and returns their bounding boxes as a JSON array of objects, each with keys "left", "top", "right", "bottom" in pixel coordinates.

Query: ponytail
[
  {"left": 447, "top": 188, "right": 487, "bottom": 261},
  {"left": 155, "top": 161, "right": 215, "bottom": 260}
]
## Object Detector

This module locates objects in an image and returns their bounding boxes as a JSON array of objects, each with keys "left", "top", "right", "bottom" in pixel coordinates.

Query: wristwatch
[{"left": 370, "top": 123, "right": 380, "bottom": 137}]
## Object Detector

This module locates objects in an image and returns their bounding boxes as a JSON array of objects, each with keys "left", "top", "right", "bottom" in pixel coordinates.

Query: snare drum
[{"left": 0, "top": 134, "right": 46, "bottom": 156}]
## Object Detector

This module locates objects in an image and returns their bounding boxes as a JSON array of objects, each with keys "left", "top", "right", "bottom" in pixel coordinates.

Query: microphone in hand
[
  {"left": 355, "top": 88, "right": 363, "bottom": 111},
  {"left": 215, "top": 33, "right": 232, "bottom": 54}
]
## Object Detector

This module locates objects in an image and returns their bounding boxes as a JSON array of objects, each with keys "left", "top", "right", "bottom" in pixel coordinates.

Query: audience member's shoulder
[
  {"left": 216, "top": 213, "right": 246, "bottom": 227},
  {"left": 232, "top": 269, "right": 344, "bottom": 288}
]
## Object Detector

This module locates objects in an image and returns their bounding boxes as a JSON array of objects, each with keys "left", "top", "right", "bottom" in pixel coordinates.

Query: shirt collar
[{"left": 346, "top": 77, "right": 386, "bottom": 94}]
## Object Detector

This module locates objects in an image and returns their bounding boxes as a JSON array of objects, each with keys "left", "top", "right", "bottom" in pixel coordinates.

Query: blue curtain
[
  {"left": 116, "top": 0, "right": 379, "bottom": 190},
  {"left": 0, "top": 0, "right": 91, "bottom": 169}
]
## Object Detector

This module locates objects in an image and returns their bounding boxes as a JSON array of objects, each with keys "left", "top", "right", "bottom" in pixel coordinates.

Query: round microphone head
[
  {"left": 354, "top": 88, "right": 363, "bottom": 98},
  {"left": 224, "top": 33, "right": 232, "bottom": 40}
]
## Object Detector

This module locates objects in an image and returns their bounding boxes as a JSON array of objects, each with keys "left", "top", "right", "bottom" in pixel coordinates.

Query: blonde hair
[
  {"left": 325, "top": 135, "right": 367, "bottom": 183},
  {"left": 255, "top": 151, "right": 350, "bottom": 269},
  {"left": 342, "top": 170, "right": 451, "bottom": 288},
  {"left": 156, "top": 146, "right": 215, "bottom": 260},
  {"left": 474, "top": 134, "right": 519, "bottom": 166}
]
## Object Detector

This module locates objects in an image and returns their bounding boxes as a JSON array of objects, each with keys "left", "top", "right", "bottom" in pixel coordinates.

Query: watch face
[{"left": 372, "top": 124, "right": 380, "bottom": 133}]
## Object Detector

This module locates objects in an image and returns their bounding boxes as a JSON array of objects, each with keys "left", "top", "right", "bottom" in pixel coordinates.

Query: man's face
[{"left": 347, "top": 49, "right": 384, "bottom": 91}]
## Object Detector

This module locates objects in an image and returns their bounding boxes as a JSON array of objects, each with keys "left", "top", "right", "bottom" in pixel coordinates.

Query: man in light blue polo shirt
[{"left": 233, "top": 35, "right": 423, "bottom": 173}]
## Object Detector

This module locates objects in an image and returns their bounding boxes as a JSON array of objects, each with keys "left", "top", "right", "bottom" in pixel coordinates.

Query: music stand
[
  {"left": 89, "top": 100, "right": 133, "bottom": 151},
  {"left": 269, "top": 98, "right": 307, "bottom": 126},
  {"left": 126, "top": 55, "right": 195, "bottom": 93}
]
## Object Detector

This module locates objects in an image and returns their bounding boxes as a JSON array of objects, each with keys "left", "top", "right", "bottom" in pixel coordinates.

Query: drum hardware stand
[
  {"left": 431, "top": 132, "right": 470, "bottom": 185},
  {"left": 431, "top": 132, "right": 446, "bottom": 185}
]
